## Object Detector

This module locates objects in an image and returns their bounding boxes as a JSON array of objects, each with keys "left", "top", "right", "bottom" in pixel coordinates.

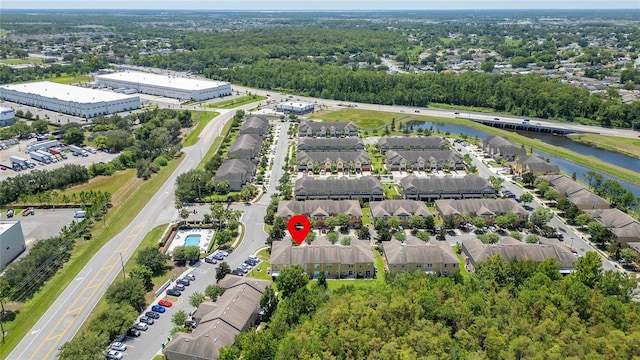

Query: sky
[{"left": 2, "top": 0, "right": 639, "bottom": 10}]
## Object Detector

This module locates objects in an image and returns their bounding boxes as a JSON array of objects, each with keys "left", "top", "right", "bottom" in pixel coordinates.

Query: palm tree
[{"left": 191, "top": 172, "right": 202, "bottom": 202}]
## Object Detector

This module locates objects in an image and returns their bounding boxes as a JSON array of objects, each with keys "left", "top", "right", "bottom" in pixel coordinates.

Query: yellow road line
[{"left": 32, "top": 221, "right": 148, "bottom": 360}]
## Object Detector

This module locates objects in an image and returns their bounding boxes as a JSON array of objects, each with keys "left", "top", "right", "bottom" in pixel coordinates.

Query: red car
[{"left": 158, "top": 299, "right": 173, "bottom": 307}]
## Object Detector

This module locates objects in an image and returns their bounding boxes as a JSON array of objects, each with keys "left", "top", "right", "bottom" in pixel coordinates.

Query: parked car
[
  {"left": 204, "top": 256, "right": 218, "bottom": 264},
  {"left": 158, "top": 299, "right": 172, "bottom": 307},
  {"left": 166, "top": 288, "right": 182, "bottom": 297},
  {"left": 127, "top": 328, "right": 141, "bottom": 337},
  {"left": 110, "top": 342, "right": 127, "bottom": 352},
  {"left": 185, "top": 320, "right": 197, "bottom": 329},
  {"left": 105, "top": 350, "right": 123, "bottom": 360},
  {"left": 184, "top": 274, "right": 196, "bottom": 281},
  {"left": 176, "top": 278, "right": 190, "bottom": 286},
  {"left": 139, "top": 316, "right": 154, "bottom": 325},
  {"left": 151, "top": 304, "right": 166, "bottom": 313},
  {"left": 213, "top": 253, "right": 224, "bottom": 261},
  {"left": 133, "top": 322, "right": 149, "bottom": 331},
  {"left": 231, "top": 268, "right": 244, "bottom": 276},
  {"left": 173, "top": 284, "right": 185, "bottom": 291},
  {"left": 145, "top": 311, "right": 160, "bottom": 319}
]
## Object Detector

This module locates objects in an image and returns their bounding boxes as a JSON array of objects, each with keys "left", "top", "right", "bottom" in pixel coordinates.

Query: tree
[
  {"left": 478, "top": 233, "right": 500, "bottom": 244},
  {"left": 415, "top": 231, "right": 430, "bottom": 241},
  {"left": 357, "top": 226, "right": 371, "bottom": 240},
  {"left": 190, "top": 291, "right": 207, "bottom": 308},
  {"left": 172, "top": 246, "right": 200, "bottom": 264},
  {"left": 588, "top": 221, "right": 611, "bottom": 245},
  {"left": 530, "top": 207, "right": 553, "bottom": 228},
  {"left": 275, "top": 265, "right": 309, "bottom": 299},
  {"left": 481, "top": 59, "right": 495, "bottom": 73},
  {"left": 472, "top": 216, "right": 486, "bottom": 229},
  {"left": 216, "top": 262, "right": 231, "bottom": 282},
  {"left": 326, "top": 231, "right": 339, "bottom": 243},
  {"left": 172, "top": 310, "right": 188, "bottom": 327},
  {"left": 335, "top": 213, "right": 350, "bottom": 230},
  {"left": 63, "top": 127, "right": 85, "bottom": 146},
  {"left": 387, "top": 216, "right": 401, "bottom": 230},
  {"left": 129, "top": 264, "right": 154, "bottom": 291},
  {"left": 324, "top": 216, "right": 338, "bottom": 232},
  {"left": 494, "top": 212, "right": 517, "bottom": 229},
  {"left": 619, "top": 248, "right": 638, "bottom": 264},
  {"left": 205, "top": 284, "right": 223, "bottom": 301},
  {"left": 31, "top": 119, "right": 49, "bottom": 134},
  {"left": 58, "top": 330, "right": 108, "bottom": 360},
  {"left": 88, "top": 303, "right": 138, "bottom": 341},
  {"left": 105, "top": 277, "right": 146, "bottom": 311},
  {"left": 522, "top": 172, "right": 536, "bottom": 187},
  {"left": 136, "top": 247, "right": 169, "bottom": 276},
  {"left": 519, "top": 192, "right": 533, "bottom": 205},
  {"left": 488, "top": 176, "right": 504, "bottom": 190},
  {"left": 317, "top": 271, "right": 327, "bottom": 288},
  {"left": 525, "top": 234, "right": 539, "bottom": 243},
  {"left": 544, "top": 188, "right": 559, "bottom": 201},
  {"left": 575, "top": 213, "right": 592, "bottom": 228},
  {"left": 259, "top": 285, "right": 279, "bottom": 321},
  {"left": 408, "top": 216, "right": 425, "bottom": 230},
  {"left": 573, "top": 251, "right": 602, "bottom": 288}
]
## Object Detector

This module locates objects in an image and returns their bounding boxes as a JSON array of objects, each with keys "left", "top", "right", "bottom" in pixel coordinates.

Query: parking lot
[
  {"left": 0, "top": 138, "right": 118, "bottom": 181},
  {"left": 3, "top": 208, "right": 81, "bottom": 246}
]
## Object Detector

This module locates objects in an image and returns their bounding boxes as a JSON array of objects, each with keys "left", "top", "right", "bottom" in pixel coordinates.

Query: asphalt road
[
  {"left": 8, "top": 107, "right": 249, "bottom": 360},
  {"left": 124, "top": 122, "right": 290, "bottom": 359}
]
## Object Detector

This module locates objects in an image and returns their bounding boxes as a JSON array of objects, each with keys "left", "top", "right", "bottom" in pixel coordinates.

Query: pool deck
[{"left": 166, "top": 228, "right": 214, "bottom": 255}]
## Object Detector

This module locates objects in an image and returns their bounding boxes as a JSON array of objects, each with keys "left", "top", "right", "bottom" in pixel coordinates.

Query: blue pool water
[{"left": 184, "top": 234, "right": 201, "bottom": 247}]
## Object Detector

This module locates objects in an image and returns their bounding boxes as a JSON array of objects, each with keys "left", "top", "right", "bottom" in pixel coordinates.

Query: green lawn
[
  {"left": 568, "top": 133, "right": 640, "bottom": 159},
  {"left": 196, "top": 117, "right": 234, "bottom": 170},
  {"left": 383, "top": 183, "right": 400, "bottom": 199},
  {"left": 0, "top": 156, "right": 184, "bottom": 358},
  {"left": 428, "top": 103, "right": 497, "bottom": 113},
  {"left": 456, "top": 253, "right": 469, "bottom": 277},
  {"left": 0, "top": 58, "right": 44, "bottom": 65},
  {"left": 325, "top": 279, "right": 376, "bottom": 291},
  {"left": 361, "top": 208, "right": 372, "bottom": 227},
  {"left": 311, "top": 108, "right": 404, "bottom": 130},
  {"left": 207, "top": 95, "right": 267, "bottom": 109},
  {"left": 47, "top": 74, "right": 93, "bottom": 84},
  {"left": 375, "top": 251, "right": 385, "bottom": 281},
  {"left": 183, "top": 111, "right": 220, "bottom": 147}
]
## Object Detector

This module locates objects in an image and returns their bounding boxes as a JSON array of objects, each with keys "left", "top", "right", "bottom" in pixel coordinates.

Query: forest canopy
[{"left": 220, "top": 254, "right": 640, "bottom": 360}]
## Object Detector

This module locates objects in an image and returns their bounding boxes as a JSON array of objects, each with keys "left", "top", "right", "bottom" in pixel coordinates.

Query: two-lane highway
[{"left": 8, "top": 106, "right": 253, "bottom": 360}]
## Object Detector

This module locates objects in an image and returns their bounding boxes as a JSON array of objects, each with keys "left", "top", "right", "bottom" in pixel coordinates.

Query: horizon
[{"left": 2, "top": 0, "right": 639, "bottom": 10}]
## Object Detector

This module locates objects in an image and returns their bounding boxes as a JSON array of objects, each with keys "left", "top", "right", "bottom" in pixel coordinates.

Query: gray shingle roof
[
  {"left": 277, "top": 200, "right": 362, "bottom": 218},
  {"left": 515, "top": 155, "right": 560, "bottom": 173},
  {"left": 297, "top": 150, "right": 370, "bottom": 164},
  {"left": 385, "top": 150, "right": 463, "bottom": 167},
  {"left": 370, "top": 200, "right": 432, "bottom": 218},
  {"left": 584, "top": 208, "right": 640, "bottom": 239},
  {"left": 297, "top": 137, "right": 365, "bottom": 151},
  {"left": 239, "top": 115, "right": 269, "bottom": 135},
  {"left": 165, "top": 275, "right": 271, "bottom": 360},
  {"left": 271, "top": 238, "right": 375, "bottom": 266},
  {"left": 463, "top": 237, "right": 577, "bottom": 267},
  {"left": 435, "top": 198, "right": 528, "bottom": 217},
  {"left": 378, "top": 136, "right": 447, "bottom": 149},
  {"left": 295, "top": 175, "right": 383, "bottom": 195},
  {"left": 299, "top": 120, "right": 358, "bottom": 132},
  {"left": 400, "top": 174, "right": 494, "bottom": 194},
  {"left": 228, "top": 134, "right": 263, "bottom": 160},
  {"left": 213, "top": 159, "right": 255, "bottom": 182},
  {"left": 482, "top": 135, "right": 526, "bottom": 158},
  {"left": 539, "top": 175, "right": 610, "bottom": 207},
  {"left": 383, "top": 238, "right": 459, "bottom": 265}
]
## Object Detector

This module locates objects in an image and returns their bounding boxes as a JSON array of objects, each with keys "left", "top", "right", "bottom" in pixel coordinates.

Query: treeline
[
  {"left": 0, "top": 56, "right": 107, "bottom": 84},
  {"left": 0, "top": 164, "right": 89, "bottom": 207},
  {"left": 0, "top": 192, "right": 110, "bottom": 302},
  {"left": 219, "top": 254, "right": 640, "bottom": 359},
  {"left": 204, "top": 60, "right": 640, "bottom": 129}
]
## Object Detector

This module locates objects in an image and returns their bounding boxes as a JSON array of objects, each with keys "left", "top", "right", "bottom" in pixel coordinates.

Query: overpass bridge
[{"left": 465, "top": 117, "right": 580, "bottom": 135}]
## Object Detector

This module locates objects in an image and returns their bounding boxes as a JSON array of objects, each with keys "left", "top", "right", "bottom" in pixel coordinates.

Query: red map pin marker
[{"left": 287, "top": 215, "right": 311, "bottom": 246}]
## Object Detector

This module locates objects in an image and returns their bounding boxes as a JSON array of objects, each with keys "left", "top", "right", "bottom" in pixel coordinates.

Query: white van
[{"left": 74, "top": 210, "right": 86, "bottom": 219}]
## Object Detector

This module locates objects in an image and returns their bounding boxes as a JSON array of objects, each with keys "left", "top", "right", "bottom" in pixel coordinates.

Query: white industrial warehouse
[
  {"left": 0, "top": 81, "right": 141, "bottom": 119},
  {"left": 94, "top": 71, "right": 232, "bottom": 101},
  {"left": 0, "top": 106, "right": 15, "bottom": 127},
  {"left": 0, "top": 221, "right": 26, "bottom": 270}
]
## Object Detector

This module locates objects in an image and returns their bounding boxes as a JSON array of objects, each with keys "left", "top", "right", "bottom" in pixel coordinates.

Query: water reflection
[{"left": 406, "top": 120, "right": 640, "bottom": 197}]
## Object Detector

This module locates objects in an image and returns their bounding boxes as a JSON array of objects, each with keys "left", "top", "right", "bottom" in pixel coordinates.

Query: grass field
[
  {"left": 196, "top": 118, "right": 234, "bottom": 170},
  {"left": 429, "top": 103, "right": 497, "bottom": 113},
  {"left": 47, "top": 74, "right": 93, "bottom": 84},
  {"left": 0, "top": 156, "right": 184, "bottom": 358},
  {"left": 361, "top": 208, "right": 372, "bottom": 227},
  {"left": 311, "top": 108, "right": 405, "bottom": 129},
  {"left": 0, "top": 58, "right": 44, "bottom": 65},
  {"left": 183, "top": 111, "right": 220, "bottom": 147},
  {"left": 207, "top": 95, "right": 266, "bottom": 109},
  {"left": 60, "top": 169, "right": 138, "bottom": 206},
  {"left": 568, "top": 133, "right": 640, "bottom": 159}
]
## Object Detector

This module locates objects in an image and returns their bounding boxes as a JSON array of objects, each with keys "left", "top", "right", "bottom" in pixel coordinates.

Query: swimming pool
[{"left": 184, "top": 234, "right": 201, "bottom": 247}]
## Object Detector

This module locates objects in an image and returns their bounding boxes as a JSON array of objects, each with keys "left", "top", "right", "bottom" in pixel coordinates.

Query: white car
[
  {"left": 134, "top": 322, "right": 148, "bottom": 331},
  {"left": 110, "top": 342, "right": 127, "bottom": 352},
  {"left": 105, "top": 350, "right": 123, "bottom": 360}
]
